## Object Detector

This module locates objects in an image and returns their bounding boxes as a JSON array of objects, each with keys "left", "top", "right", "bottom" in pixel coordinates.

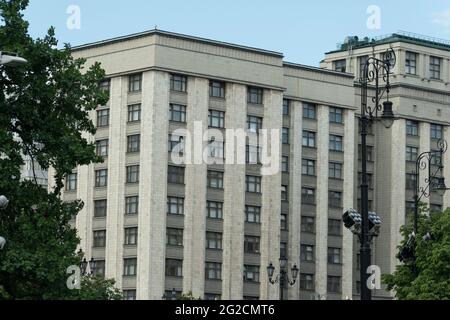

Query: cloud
[{"left": 432, "top": 9, "right": 450, "bottom": 32}]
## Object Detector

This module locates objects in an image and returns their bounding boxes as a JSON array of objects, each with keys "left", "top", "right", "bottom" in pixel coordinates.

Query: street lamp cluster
[{"left": 267, "top": 257, "right": 299, "bottom": 300}]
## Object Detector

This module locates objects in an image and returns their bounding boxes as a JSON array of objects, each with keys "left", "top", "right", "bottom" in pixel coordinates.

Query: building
[
  {"left": 51, "top": 30, "right": 450, "bottom": 300},
  {"left": 20, "top": 154, "right": 48, "bottom": 188}
]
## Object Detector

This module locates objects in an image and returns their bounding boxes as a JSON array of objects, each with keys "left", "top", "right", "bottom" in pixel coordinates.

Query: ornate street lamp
[
  {"left": 80, "top": 257, "right": 96, "bottom": 276},
  {"left": 267, "top": 257, "right": 299, "bottom": 300}
]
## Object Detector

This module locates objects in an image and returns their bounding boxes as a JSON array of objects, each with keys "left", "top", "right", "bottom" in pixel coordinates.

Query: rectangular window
[
  {"left": 207, "top": 138, "right": 224, "bottom": 159},
  {"left": 301, "top": 216, "right": 315, "bottom": 233},
  {"left": 126, "top": 165, "right": 140, "bottom": 184},
  {"left": 359, "top": 55, "right": 369, "bottom": 79},
  {"left": 168, "top": 166, "right": 185, "bottom": 184},
  {"left": 358, "top": 145, "right": 374, "bottom": 162},
  {"left": 405, "top": 52, "right": 417, "bottom": 75},
  {"left": 127, "top": 135, "right": 140, "bottom": 153},
  {"left": 166, "top": 228, "right": 183, "bottom": 247},
  {"left": 165, "top": 259, "right": 183, "bottom": 277},
  {"left": 430, "top": 56, "right": 442, "bottom": 80},
  {"left": 280, "top": 241, "right": 288, "bottom": 258},
  {"left": 93, "top": 230, "right": 106, "bottom": 248},
  {"left": 330, "top": 107, "right": 344, "bottom": 124},
  {"left": 302, "top": 159, "right": 315, "bottom": 176},
  {"left": 66, "top": 173, "right": 77, "bottom": 191},
  {"left": 431, "top": 150, "right": 442, "bottom": 166},
  {"left": 123, "top": 290, "right": 136, "bottom": 301},
  {"left": 246, "top": 175, "right": 261, "bottom": 193},
  {"left": 283, "top": 99, "right": 290, "bottom": 116},
  {"left": 431, "top": 124, "right": 443, "bottom": 140},
  {"left": 327, "top": 276, "right": 341, "bottom": 293},
  {"left": 406, "top": 173, "right": 417, "bottom": 190},
  {"left": 244, "top": 236, "right": 260, "bottom": 254},
  {"left": 206, "top": 232, "right": 223, "bottom": 250},
  {"left": 94, "top": 199, "right": 107, "bottom": 218},
  {"left": 247, "top": 87, "right": 263, "bottom": 104},
  {"left": 246, "top": 145, "right": 260, "bottom": 165},
  {"left": 205, "top": 262, "right": 222, "bottom": 280},
  {"left": 125, "top": 196, "right": 139, "bottom": 215},
  {"left": 209, "top": 110, "right": 225, "bottom": 128},
  {"left": 282, "top": 128, "right": 290, "bottom": 144},
  {"left": 96, "top": 139, "right": 109, "bottom": 157},
  {"left": 170, "top": 74, "right": 187, "bottom": 92},
  {"left": 300, "top": 273, "right": 315, "bottom": 291},
  {"left": 300, "top": 245, "right": 314, "bottom": 262},
  {"left": 282, "top": 156, "right": 289, "bottom": 173},
  {"left": 124, "top": 227, "right": 138, "bottom": 246},
  {"left": 169, "top": 104, "right": 187, "bottom": 123},
  {"left": 99, "top": 79, "right": 110, "bottom": 93},
  {"left": 328, "top": 248, "right": 341, "bottom": 264},
  {"left": 330, "top": 135, "right": 343, "bottom": 152},
  {"left": 92, "top": 260, "right": 105, "bottom": 278},
  {"left": 207, "top": 171, "right": 224, "bottom": 189},
  {"left": 329, "top": 191, "right": 342, "bottom": 208},
  {"left": 302, "top": 188, "right": 315, "bottom": 205},
  {"left": 247, "top": 116, "right": 263, "bottom": 133},
  {"left": 406, "top": 146, "right": 419, "bottom": 162},
  {"left": 243, "top": 265, "right": 260, "bottom": 282},
  {"left": 205, "top": 293, "right": 221, "bottom": 301},
  {"left": 303, "top": 103, "right": 316, "bottom": 119},
  {"left": 168, "top": 197, "right": 184, "bottom": 215},
  {"left": 329, "top": 162, "right": 342, "bottom": 179},
  {"left": 209, "top": 81, "right": 225, "bottom": 98},
  {"left": 128, "top": 104, "right": 141, "bottom": 122},
  {"left": 245, "top": 206, "right": 261, "bottom": 223},
  {"left": 281, "top": 213, "right": 288, "bottom": 231},
  {"left": 95, "top": 169, "right": 108, "bottom": 187},
  {"left": 123, "top": 258, "right": 137, "bottom": 276},
  {"left": 406, "top": 120, "right": 419, "bottom": 136},
  {"left": 328, "top": 219, "right": 342, "bottom": 236},
  {"left": 168, "top": 134, "right": 185, "bottom": 154},
  {"left": 129, "top": 74, "right": 142, "bottom": 92},
  {"left": 207, "top": 201, "right": 223, "bottom": 219},
  {"left": 302, "top": 131, "right": 316, "bottom": 148},
  {"left": 333, "top": 59, "right": 346, "bottom": 73},
  {"left": 97, "top": 109, "right": 109, "bottom": 127},
  {"left": 281, "top": 185, "right": 288, "bottom": 201}
]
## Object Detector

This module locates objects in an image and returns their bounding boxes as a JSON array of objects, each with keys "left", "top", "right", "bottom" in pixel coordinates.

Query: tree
[
  {"left": 71, "top": 276, "right": 124, "bottom": 301},
  {"left": 0, "top": 0, "right": 119, "bottom": 299},
  {"left": 383, "top": 207, "right": 450, "bottom": 300}
]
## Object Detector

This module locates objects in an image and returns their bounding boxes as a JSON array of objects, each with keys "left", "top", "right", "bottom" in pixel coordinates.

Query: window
[
  {"left": 66, "top": 173, "right": 77, "bottom": 191},
  {"left": 302, "top": 159, "right": 315, "bottom": 176},
  {"left": 330, "top": 135, "right": 343, "bottom": 152},
  {"left": 382, "top": 52, "right": 395, "bottom": 73},
  {"left": 92, "top": 260, "right": 105, "bottom": 278},
  {"left": 244, "top": 265, "right": 260, "bottom": 282},
  {"left": 333, "top": 59, "right": 346, "bottom": 73},
  {"left": 328, "top": 219, "right": 342, "bottom": 236},
  {"left": 165, "top": 259, "right": 183, "bottom": 277},
  {"left": 406, "top": 120, "right": 419, "bottom": 136},
  {"left": 359, "top": 55, "right": 369, "bottom": 79},
  {"left": 300, "top": 245, "right": 314, "bottom": 262},
  {"left": 358, "top": 145, "right": 374, "bottom": 161},
  {"left": 282, "top": 156, "right": 289, "bottom": 173},
  {"left": 245, "top": 206, "right": 261, "bottom": 223},
  {"left": 406, "top": 173, "right": 417, "bottom": 190},
  {"left": 406, "top": 146, "right": 419, "bottom": 162},
  {"left": 123, "top": 290, "right": 136, "bottom": 301},
  {"left": 243, "top": 296, "right": 260, "bottom": 301},
  {"left": 168, "top": 134, "right": 185, "bottom": 154},
  {"left": 207, "top": 138, "right": 224, "bottom": 159},
  {"left": 329, "top": 162, "right": 342, "bottom": 179},
  {"left": 300, "top": 274, "right": 315, "bottom": 291},
  {"left": 301, "top": 216, "right": 315, "bottom": 233},
  {"left": 127, "top": 135, "right": 140, "bottom": 153},
  {"left": 210, "top": 81, "right": 225, "bottom": 98},
  {"left": 283, "top": 99, "right": 290, "bottom": 116},
  {"left": 205, "top": 293, "right": 221, "bottom": 301},
  {"left": 280, "top": 242, "right": 287, "bottom": 258},
  {"left": 206, "top": 232, "right": 222, "bottom": 250},
  {"left": 431, "top": 124, "right": 443, "bottom": 140},
  {"left": 246, "top": 145, "right": 260, "bottom": 164},
  {"left": 282, "top": 128, "right": 290, "bottom": 144},
  {"left": 126, "top": 196, "right": 139, "bottom": 215},
  {"left": 247, "top": 116, "right": 263, "bottom": 133},
  {"left": 303, "top": 103, "right": 316, "bottom": 119},
  {"left": 330, "top": 107, "right": 343, "bottom": 124},
  {"left": 329, "top": 191, "right": 342, "bottom": 208},
  {"left": 209, "top": 110, "right": 225, "bottom": 128},
  {"left": 126, "top": 165, "right": 140, "bottom": 184},
  {"left": 405, "top": 52, "right": 417, "bottom": 75},
  {"left": 205, "top": 262, "right": 222, "bottom": 280},
  {"left": 247, "top": 87, "right": 263, "bottom": 104},
  {"left": 168, "top": 197, "right": 184, "bottom": 215},
  {"left": 169, "top": 104, "right": 187, "bottom": 123},
  {"left": 246, "top": 175, "right": 261, "bottom": 193},
  {"left": 431, "top": 150, "right": 442, "bottom": 166},
  {"left": 99, "top": 79, "right": 110, "bottom": 93},
  {"left": 207, "top": 201, "right": 223, "bottom": 219},
  {"left": 170, "top": 74, "right": 187, "bottom": 92},
  {"left": 327, "top": 276, "right": 341, "bottom": 293},
  {"left": 94, "top": 199, "right": 107, "bottom": 218},
  {"left": 96, "top": 139, "right": 109, "bottom": 157},
  {"left": 244, "top": 236, "right": 260, "bottom": 254},
  {"left": 281, "top": 185, "right": 288, "bottom": 201},
  {"left": 207, "top": 171, "right": 224, "bottom": 189},
  {"left": 430, "top": 56, "right": 442, "bottom": 80},
  {"left": 302, "top": 131, "right": 316, "bottom": 148},
  {"left": 302, "top": 188, "right": 315, "bottom": 205},
  {"left": 93, "top": 230, "right": 106, "bottom": 248},
  {"left": 129, "top": 74, "right": 142, "bottom": 92},
  {"left": 95, "top": 169, "right": 108, "bottom": 187},
  {"left": 168, "top": 166, "right": 185, "bottom": 184},
  {"left": 430, "top": 204, "right": 443, "bottom": 212},
  {"left": 167, "top": 228, "right": 183, "bottom": 247},
  {"left": 124, "top": 258, "right": 137, "bottom": 276},
  {"left": 97, "top": 109, "right": 109, "bottom": 127},
  {"left": 328, "top": 248, "right": 342, "bottom": 264},
  {"left": 124, "top": 227, "right": 138, "bottom": 246},
  {"left": 128, "top": 104, "right": 141, "bottom": 122},
  {"left": 281, "top": 214, "right": 288, "bottom": 231},
  {"left": 406, "top": 201, "right": 415, "bottom": 214}
]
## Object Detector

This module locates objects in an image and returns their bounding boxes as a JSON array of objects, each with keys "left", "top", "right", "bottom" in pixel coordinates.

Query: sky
[{"left": 23, "top": 0, "right": 450, "bottom": 67}]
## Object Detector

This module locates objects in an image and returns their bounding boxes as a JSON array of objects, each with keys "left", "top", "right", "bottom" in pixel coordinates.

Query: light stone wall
[
  {"left": 444, "top": 127, "right": 450, "bottom": 210},
  {"left": 419, "top": 122, "right": 431, "bottom": 207}
]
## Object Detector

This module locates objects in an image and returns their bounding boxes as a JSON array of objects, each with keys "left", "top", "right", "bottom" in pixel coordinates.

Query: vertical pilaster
[
  {"left": 419, "top": 122, "right": 431, "bottom": 207},
  {"left": 397, "top": 49, "right": 405, "bottom": 75},
  {"left": 444, "top": 127, "right": 450, "bottom": 210}
]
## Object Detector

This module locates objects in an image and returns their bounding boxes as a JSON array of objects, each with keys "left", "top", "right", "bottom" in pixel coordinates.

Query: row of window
[
  {"left": 300, "top": 245, "right": 343, "bottom": 265},
  {"left": 302, "top": 131, "right": 344, "bottom": 151},
  {"left": 406, "top": 121, "right": 443, "bottom": 139}
]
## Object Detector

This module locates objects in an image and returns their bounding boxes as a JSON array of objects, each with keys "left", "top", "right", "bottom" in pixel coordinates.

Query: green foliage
[
  {"left": 0, "top": 0, "right": 115, "bottom": 300},
  {"left": 70, "top": 276, "right": 123, "bottom": 301},
  {"left": 177, "top": 292, "right": 202, "bottom": 300},
  {"left": 383, "top": 208, "right": 450, "bottom": 300}
]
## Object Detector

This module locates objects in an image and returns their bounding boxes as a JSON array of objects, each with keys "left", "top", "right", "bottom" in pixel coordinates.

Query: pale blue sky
[{"left": 24, "top": 0, "right": 450, "bottom": 66}]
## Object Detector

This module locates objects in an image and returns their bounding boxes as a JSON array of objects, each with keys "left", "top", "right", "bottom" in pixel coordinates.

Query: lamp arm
[{"left": 269, "top": 274, "right": 280, "bottom": 285}]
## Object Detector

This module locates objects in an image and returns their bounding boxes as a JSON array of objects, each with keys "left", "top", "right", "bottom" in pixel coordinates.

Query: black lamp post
[
  {"left": 357, "top": 49, "right": 397, "bottom": 301},
  {"left": 267, "top": 257, "right": 299, "bottom": 300},
  {"left": 80, "top": 256, "right": 96, "bottom": 276}
]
